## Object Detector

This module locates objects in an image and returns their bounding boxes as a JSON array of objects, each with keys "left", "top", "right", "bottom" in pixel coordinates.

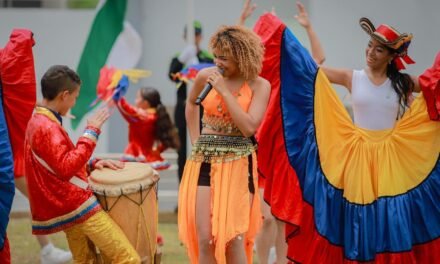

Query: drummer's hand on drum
[
  {"left": 95, "top": 159, "right": 125, "bottom": 170},
  {"left": 87, "top": 108, "right": 110, "bottom": 129}
]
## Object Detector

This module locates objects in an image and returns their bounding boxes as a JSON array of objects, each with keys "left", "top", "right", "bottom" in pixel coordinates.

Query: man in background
[{"left": 168, "top": 21, "right": 213, "bottom": 191}]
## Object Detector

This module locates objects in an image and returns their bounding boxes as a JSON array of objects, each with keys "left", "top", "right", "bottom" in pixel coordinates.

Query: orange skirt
[{"left": 178, "top": 135, "right": 261, "bottom": 264}]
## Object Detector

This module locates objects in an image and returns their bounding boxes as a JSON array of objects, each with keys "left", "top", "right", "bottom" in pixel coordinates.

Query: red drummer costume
[
  {"left": 25, "top": 108, "right": 102, "bottom": 235},
  {"left": 24, "top": 71, "right": 140, "bottom": 263}
]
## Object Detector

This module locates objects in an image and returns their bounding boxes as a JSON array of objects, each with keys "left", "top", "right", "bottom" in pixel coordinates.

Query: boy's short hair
[{"left": 41, "top": 65, "right": 81, "bottom": 100}]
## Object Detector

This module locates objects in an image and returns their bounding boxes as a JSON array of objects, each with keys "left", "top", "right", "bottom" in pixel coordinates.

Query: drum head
[{"left": 89, "top": 162, "right": 159, "bottom": 196}]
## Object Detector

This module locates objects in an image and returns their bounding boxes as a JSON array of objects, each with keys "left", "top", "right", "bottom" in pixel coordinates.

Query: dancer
[
  {"left": 254, "top": 10, "right": 440, "bottom": 263},
  {"left": 178, "top": 25, "right": 270, "bottom": 263},
  {"left": 114, "top": 86, "right": 180, "bottom": 170},
  {"left": 24, "top": 65, "right": 141, "bottom": 263}
]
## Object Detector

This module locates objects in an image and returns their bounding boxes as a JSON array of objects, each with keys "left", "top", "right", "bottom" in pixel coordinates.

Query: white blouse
[{"left": 351, "top": 69, "right": 400, "bottom": 130}]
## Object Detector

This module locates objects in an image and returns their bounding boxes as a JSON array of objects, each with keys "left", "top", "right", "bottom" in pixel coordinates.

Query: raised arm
[
  {"left": 294, "top": 2, "right": 353, "bottom": 91},
  {"left": 31, "top": 108, "right": 109, "bottom": 180},
  {"left": 238, "top": 0, "right": 257, "bottom": 26},
  {"left": 115, "top": 97, "right": 141, "bottom": 122},
  {"left": 320, "top": 66, "right": 353, "bottom": 91},
  {"left": 294, "top": 2, "right": 325, "bottom": 64}
]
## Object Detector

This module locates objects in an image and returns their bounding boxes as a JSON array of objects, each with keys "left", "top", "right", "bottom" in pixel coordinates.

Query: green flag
[{"left": 72, "top": 0, "right": 142, "bottom": 129}]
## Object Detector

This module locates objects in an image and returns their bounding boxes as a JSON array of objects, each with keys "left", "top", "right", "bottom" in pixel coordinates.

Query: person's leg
[
  {"left": 15, "top": 177, "right": 72, "bottom": 263},
  {"left": 275, "top": 220, "right": 288, "bottom": 264},
  {"left": 196, "top": 186, "right": 216, "bottom": 263},
  {"left": 64, "top": 225, "right": 98, "bottom": 263},
  {"left": 226, "top": 234, "right": 247, "bottom": 264},
  {"left": 255, "top": 189, "right": 276, "bottom": 264},
  {"left": 174, "top": 101, "right": 187, "bottom": 183},
  {"left": 79, "top": 211, "right": 141, "bottom": 264}
]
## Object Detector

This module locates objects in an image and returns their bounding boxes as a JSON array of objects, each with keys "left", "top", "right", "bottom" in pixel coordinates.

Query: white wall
[{"left": 1, "top": 0, "right": 439, "bottom": 153}]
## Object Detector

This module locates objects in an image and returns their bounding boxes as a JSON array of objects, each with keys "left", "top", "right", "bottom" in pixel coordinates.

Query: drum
[{"left": 89, "top": 162, "right": 160, "bottom": 264}]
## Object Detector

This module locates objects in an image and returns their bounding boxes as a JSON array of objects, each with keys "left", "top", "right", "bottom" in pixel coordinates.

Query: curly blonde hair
[{"left": 209, "top": 25, "right": 264, "bottom": 80}]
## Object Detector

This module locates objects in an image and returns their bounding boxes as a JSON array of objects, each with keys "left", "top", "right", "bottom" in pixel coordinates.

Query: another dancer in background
[{"left": 114, "top": 86, "right": 180, "bottom": 170}]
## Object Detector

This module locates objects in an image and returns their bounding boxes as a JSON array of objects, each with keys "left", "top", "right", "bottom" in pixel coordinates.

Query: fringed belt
[
  {"left": 202, "top": 115, "right": 242, "bottom": 135},
  {"left": 190, "top": 134, "right": 256, "bottom": 163}
]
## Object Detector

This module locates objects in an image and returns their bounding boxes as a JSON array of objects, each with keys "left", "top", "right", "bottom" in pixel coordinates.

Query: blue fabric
[
  {"left": 181, "top": 62, "right": 215, "bottom": 74},
  {"left": 112, "top": 75, "right": 129, "bottom": 101},
  {"left": 0, "top": 85, "right": 15, "bottom": 249},
  {"left": 32, "top": 200, "right": 100, "bottom": 231},
  {"left": 279, "top": 28, "right": 440, "bottom": 261}
]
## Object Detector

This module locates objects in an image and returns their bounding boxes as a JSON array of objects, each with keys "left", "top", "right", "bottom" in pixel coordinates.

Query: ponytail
[
  {"left": 155, "top": 104, "right": 180, "bottom": 150},
  {"left": 140, "top": 87, "right": 180, "bottom": 149},
  {"left": 386, "top": 52, "right": 415, "bottom": 118}
]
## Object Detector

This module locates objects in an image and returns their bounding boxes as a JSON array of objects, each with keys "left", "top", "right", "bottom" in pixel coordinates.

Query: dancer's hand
[
  {"left": 95, "top": 159, "right": 125, "bottom": 170},
  {"left": 238, "top": 0, "right": 257, "bottom": 26},
  {"left": 87, "top": 108, "right": 110, "bottom": 129},
  {"left": 207, "top": 70, "right": 228, "bottom": 96},
  {"left": 294, "top": 2, "right": 310, "bottom": 29},
  {"left": 270, "top": 7, "right": 277, "bottom": 16}
]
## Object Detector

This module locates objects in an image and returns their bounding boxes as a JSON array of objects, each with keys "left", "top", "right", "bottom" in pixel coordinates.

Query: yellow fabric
[
  {"left": 64, "top": 210, "right": 141, "bottom": 264},
  {"left": 315, "top": 69, "right": 440, "bottom": 204},
  {"left": 178, "top": 152, "right": 261, "bottom": 264},
  {"left": 35, "top": 106, "right": 60, "bottom": 125},
  {"left": 109, "top": 69, "right": 151, "bottom": 89}
]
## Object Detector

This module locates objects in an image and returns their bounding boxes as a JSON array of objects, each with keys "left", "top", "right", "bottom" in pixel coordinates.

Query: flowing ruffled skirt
[{"left": 255, "top": 13, "right": 440, "bottom": 263}]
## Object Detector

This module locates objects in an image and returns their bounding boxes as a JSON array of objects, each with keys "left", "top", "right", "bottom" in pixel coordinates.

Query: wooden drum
[{"left": 89, "top": 162, "right": 159, "bottom": 263}]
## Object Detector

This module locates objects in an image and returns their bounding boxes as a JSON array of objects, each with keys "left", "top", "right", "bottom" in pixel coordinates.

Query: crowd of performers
[{"left": 0, "top": 0, "right": 439, "bottom": 263}]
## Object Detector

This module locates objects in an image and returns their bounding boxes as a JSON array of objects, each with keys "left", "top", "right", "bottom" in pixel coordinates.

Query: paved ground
[{"left": 11, "top": 151, "right": 180, "bottom": 214}]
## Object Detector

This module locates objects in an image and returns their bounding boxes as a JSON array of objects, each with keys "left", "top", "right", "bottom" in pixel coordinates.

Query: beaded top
[{"left": 201, "top": 82, "right": 253, "bottom": 135}]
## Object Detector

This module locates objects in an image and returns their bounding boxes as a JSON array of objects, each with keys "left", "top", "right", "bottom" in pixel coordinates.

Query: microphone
[{"left": 195, "top": 68, "right": 224, "bottom": 105}]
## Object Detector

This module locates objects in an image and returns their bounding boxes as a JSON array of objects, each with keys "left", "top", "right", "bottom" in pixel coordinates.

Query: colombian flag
[{"left": 255, "top": 14, "right": 440, "bottom": 263}]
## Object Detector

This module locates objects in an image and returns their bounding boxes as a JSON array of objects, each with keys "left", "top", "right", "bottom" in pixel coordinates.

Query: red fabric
[
  {"left": 0, "top": 236, "right": 10, "bottom": 264},
  {"left": 254, "top": 14, "right": 302, "bottom": 226},
  {"left": 394, "top": 55, "right": 415, "bottom": 71},
  {"left": 0, "top": 29, "right": 36, "bottom": 178},
  {"left": 116, "top": 97, "right": 165, "bottom": 162},
  {"left": 376, "top": 25, "right": 399, "bottom": 41},
  {"left": 96, "top": 66, "right": 117, "bottom": 102},
  {"left": 25, "top": 110, "right": 99, "bottom": 234},
  {"left": 286, "top": 202, "right": 440, "bottom": 263},
  {"left": 255, "top": 14, "right": 440, "bottom": 263},
  {"left": 419, "top": 51, "right": 440, "bottom": 121}
]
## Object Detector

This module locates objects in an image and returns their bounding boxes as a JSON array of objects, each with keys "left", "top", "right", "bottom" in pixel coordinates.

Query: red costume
[
  {"left": 419, "top": 51, "right": 440, "bottom": 121},
  {"left": 116, "top": 98, "right": 169, "bottom": 169},
  {"left": 0, "top": 28, "right": 36, "bottom": 263},
  {"left": 25, "top": 107, "right": 101, "bottom": 235}
]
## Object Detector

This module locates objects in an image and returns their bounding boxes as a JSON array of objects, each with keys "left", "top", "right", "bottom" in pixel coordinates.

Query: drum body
[{"left": 89, "top": 162, "right": 159, "bottom": 264}]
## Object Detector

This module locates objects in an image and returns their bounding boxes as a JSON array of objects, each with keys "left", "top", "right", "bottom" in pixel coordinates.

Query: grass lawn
[
  {"left": 8, "top": 213, "right": 261, "bottom": 263},
  {"left": 8, "top": 213, "right": 189, "bottom": 264}
]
